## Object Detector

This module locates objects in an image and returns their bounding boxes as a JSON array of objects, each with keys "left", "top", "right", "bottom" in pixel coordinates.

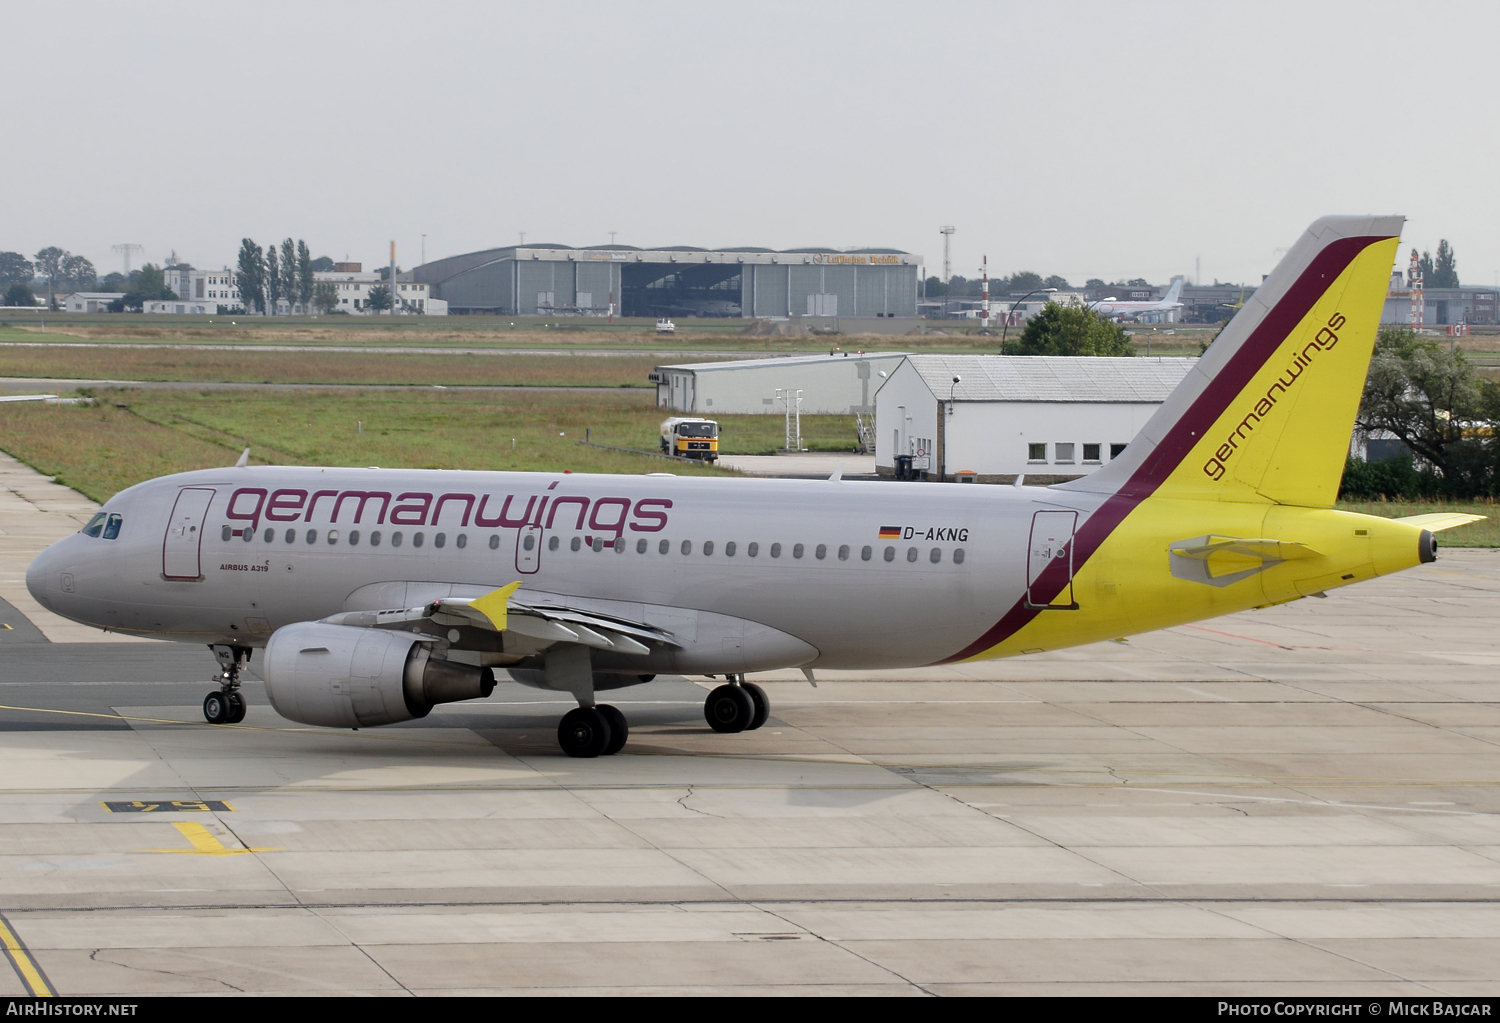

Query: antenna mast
[{"left": 111, "top": 244, "right": 144, "bottom": 276}]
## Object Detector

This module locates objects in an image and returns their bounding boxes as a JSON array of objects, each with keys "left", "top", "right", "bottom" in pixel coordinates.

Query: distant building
[
  {"left": 141, "top": 299, "right": 217, "bottom": 315},
  {"left": 62, "top": 292, "right": 123, "bottom": 313},
  {"left": 412, "top": 244, "right": 922, "bottom": 318},
  {"left": 1381, "top": 273, "right": 1497, "bottom": 326},
  {"left": 652, "top": 352, "right": 909, "bottom": 415},
  {"left": 162, "top": 268, "right": 242, "bottom": 312},
  {"left": 312, "top": 271, "right": 445, "bottom": 315},
  {"left": 873, "top": 354, "right": 1196, "bottom": 482}
]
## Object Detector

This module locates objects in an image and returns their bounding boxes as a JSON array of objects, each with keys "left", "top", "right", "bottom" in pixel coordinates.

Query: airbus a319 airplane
[
  {"left": 25, "top": 216, "right": 1481, "bottom": 757},
  {"left": 1094, "top": 274, "right": 1186, "bottom": 321}
]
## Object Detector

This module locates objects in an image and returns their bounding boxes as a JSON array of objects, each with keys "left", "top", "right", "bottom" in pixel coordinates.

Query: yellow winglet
[
  {"left": 1394, "top": 513, "right": 1487, "bottom": 533},
  {"left": 469, "top": 580, "right": 523, "bottom": 631}
]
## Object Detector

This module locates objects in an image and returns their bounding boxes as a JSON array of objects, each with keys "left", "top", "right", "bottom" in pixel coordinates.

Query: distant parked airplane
[{"left": 1095, "top": 275, "right": 1186, "bottom": 321}]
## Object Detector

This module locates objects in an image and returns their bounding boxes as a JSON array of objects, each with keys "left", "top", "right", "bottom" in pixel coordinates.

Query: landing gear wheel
[
  {"left": 203, "top": 691, "right": 231, "bottom": 725},
  {"left": 558, "top": 707, "right": 612, "bottom": 758},
  {"left": 225, "top": 691, "right": 246, "bottom": 724},
  {"left": 742, "top": 682, "right": 769, "bottom": 730},
  {"left": 596, "top": 704, "right": 628, "bottom": 755},
  {"left": 705, "top": 684, "right": 755, "bottom": 733}
]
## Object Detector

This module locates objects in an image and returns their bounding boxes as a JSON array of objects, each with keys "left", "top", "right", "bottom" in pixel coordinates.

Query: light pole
[{"left": 999, "top": 288, "right": 1057, "bottom": 353}]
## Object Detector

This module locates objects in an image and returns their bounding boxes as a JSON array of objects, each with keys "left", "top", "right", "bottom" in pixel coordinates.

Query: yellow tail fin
[{"left": 1062, "top": 216, "right": 1403, "bottom": 508}]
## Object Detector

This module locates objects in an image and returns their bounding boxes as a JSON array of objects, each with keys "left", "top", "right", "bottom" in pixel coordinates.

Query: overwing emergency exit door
[
  {"left": 162, "top": 487, "right": 215, "bottom": 580},
  {"left": 1026, "top": 509, "right": 1079, "bottom": 610},
  {"left": 516, "top": 524, "right": 543, "bottom": 574}
]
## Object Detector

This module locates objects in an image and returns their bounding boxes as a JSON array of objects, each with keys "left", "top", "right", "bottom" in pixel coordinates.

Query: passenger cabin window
[
  {"left": 327, "top": 530, "right": 339, "bottom": 544},
  {"left": 456, "top": 534, "right": 467, "bottom": 549},
  {"left": 658, "top": 539, "right": 670, "bottom": 554},
  {"left": 861, "top": 545, "right": 872, "bottom": 561},
  {"left": 815, "top": 544, "right": 826, "bottom": 560},
  {"left": 637, "top": 538, "right": 648, "bottom": 554},
  {"left": 681, "top": 540, "right": 692, "bottom": 555},
  {"left": 350, "top": 530, "right": 361, "bottom": 545},
  {"left": 489, "top": 535, "right": 500, "bottom": 550},
  {"left": 391, "top": 532, "right": 403, "bottom": 547},
  {"left": 434, "top": 533, "right": 446, "bottom": 548},
  {"left": 549, "top": 536, "right": 560, "bottom": 551},
  {"left": 703, "top": 541, "right": 714, "bottom": 555},
  {"left": 371, "top": 531, "right": 382, "bottom": 546},
  {"left": 792, "top": 543, "right": 804, "bottom": 559},
  {"left": 770, "top": 543, "right": 781, "bottom": 558},
  {"left": 571, "top": 537, "right": 581, "bottom": 552},
  {"left": 748, "top": 542, "right": 759, "bottom": 557},
  {"left": 725, "top": 541, "right": 736, "bottom": 556}
]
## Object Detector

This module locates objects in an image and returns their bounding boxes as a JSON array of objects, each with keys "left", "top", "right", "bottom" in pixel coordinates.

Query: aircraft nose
[{"left": 26, "top": 541, "right": 61, "bottom": 611}]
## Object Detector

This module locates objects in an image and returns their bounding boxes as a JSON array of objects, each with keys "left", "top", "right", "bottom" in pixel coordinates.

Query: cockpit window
[
  {"left": 82, "top": 513, "right": 106, "bottom": 538},
  {"left": 102, "top": 514, "right": 123, "bottom": 540}
]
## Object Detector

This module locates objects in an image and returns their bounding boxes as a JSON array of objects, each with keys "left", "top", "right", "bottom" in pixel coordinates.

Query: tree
[
  {"left": 265, "top": 243, "right": 281, "bottom": 313},
  {"left": 296, "top": 240, "right": 313, "bottom": 312},
  {"left": 1418, "top": 250, "right": 1434, "bottom": 284},
  {"left": 1006, "top": 271, "right": 1044, "bottom": 295},
  {"left": 34, "top": 246, "right": 65, "bottom": 308},
  {"left": 4, "top": 283, "right": 36, "bottom": 307},
  {"left": 1357, "top": 327, "right": 1484, "bottom": 487},
  {"left": 375, "top": 264, "right": 404, "bottom": 281},
  {"left": 0, "top": 252, "right": 33, "bottom": 286},
  {"left": 1043, "top": 274, "right": 1071, "bottom": 290},
  {"left": 312, "top": 281, "right": 340, "bottom": 315},
  {"left": 1085, "top": 278, "right": 1105, "bottom": 290},
  {"left": 923, "top": 276, "right": 946, "bottom": 297},
  {"left": 99, "top": 272, "right": 128, "bottom": 293},
  {"left": 365, "top": 284, "right": 392, "bottom": 312},
  {"left": 1432, "top": 239, "right": 1459, "bottom": 288},
  {"left": 1012, "top": 302, "right": 1133, "bottom": 357},
  {"left": 235, "top": 238, "right": 266, "bottom": 314},
  {"left": 1127, "top": 278, "right": 1149, "bottom": 287},
  {"left": 62, "top": 254, "right": 96, "bottom": 290},
  {"left": 135, "top": 264, "right": 175, "bottom": 300},
  {"left": 279, "top": 238, "right": 297, "bottom": 311},
  {"left": 310, "top": 256, "right": 334, "bottom": 272}
]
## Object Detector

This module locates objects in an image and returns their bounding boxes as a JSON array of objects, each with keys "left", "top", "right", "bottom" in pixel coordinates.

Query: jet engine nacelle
[{"left": 262, "top": 622, "right": 495, "bottom": 728}]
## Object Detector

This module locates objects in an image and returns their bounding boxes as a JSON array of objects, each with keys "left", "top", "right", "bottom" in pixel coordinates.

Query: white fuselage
[{"left": 25, "top": 466, "right": 1106, "bottom": 671}]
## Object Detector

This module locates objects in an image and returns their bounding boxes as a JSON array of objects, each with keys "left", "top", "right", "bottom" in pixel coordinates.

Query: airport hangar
[
  {"left": 412, "top": 244, "right": 923, "bottom": 318},
  {"left": 873, "top": 354, "right": 1197, "bottom": 483},
  {"left": 652, "top": 352, "right": 910, "bottom": 415}
]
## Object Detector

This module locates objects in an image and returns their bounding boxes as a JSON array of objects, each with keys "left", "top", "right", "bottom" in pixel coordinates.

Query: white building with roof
[
  {"left": 313, "top": 271, "right": 445, "bottom": 315},
  {"left": 651, "top": 351, "right": 910, "bottom": 415},
  {"left": 62, "top": 292, "right": 125, "bottom": 313},
  {"left": 874, "top": 354, "right": 1196, "bottom": 482}
]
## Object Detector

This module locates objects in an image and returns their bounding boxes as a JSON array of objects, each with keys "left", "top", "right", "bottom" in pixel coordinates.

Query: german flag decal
[{"left": 878, "top": 525, "right": 901, "bottom": 538}]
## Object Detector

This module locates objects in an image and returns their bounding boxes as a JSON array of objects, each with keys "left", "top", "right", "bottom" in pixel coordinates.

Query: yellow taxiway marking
[
  {"left": 3, "top": 623, "right": 13, "bottom": 630},
  {"left": 145, "top": 821, "right": 280, "bottom": 857},
  {"left": 0, "top": 911, "right": 53, "bottom": 997}
]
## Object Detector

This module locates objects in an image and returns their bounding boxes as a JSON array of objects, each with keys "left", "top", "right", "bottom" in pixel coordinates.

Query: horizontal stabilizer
[{"left": 1393, "top": 513, "right": 1487, "bottom": 533}]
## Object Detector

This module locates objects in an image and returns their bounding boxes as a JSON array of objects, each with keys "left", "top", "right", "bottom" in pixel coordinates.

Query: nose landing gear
[
  {"left": 705, "top": 675, "right": 769, "bottom": 733},
  {"left": 204, "top": 644, "right": 250, "bottom": 725}
]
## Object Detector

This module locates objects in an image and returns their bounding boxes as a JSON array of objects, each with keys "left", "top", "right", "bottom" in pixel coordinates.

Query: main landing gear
[
  {"left": 557, "top": 704, "right": 629, "bottom": 758},
  {"left": 203, "top": 644, "right": 249, "bottom": 725},
  {"left": 704, "top": 675, "right": 770, "bottom": 734}
]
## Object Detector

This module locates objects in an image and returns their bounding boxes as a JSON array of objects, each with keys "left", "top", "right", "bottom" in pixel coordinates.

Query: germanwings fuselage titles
[{"left": 31, "top": 467, "right": 1115, "bottom": 670}]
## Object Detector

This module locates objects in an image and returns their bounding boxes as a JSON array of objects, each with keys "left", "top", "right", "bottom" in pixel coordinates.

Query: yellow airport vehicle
[{"left": 660, "top": 417, "right": 719, "bottom": 461}]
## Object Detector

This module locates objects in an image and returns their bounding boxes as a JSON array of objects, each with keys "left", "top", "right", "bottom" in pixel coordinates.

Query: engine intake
[{"left": 263, "top": 622, "right": 494, "bottom": 728}]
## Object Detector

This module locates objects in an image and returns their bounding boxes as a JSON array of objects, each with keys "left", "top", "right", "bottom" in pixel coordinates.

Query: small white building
[
  {"left": 62, "top": 292, "right": 124, "bottom": 313},
  {"left": 652, "top": 351, "right": 910, "bottom": 415},
  {"left": 874, "top": 354, "right": 1196, "bottom": 482},
  {"left": 313, "top": 271, "right": 444, "bottom": 315},
  {"left": 141, "top": 299, "right": 217, "bottom": 315}
]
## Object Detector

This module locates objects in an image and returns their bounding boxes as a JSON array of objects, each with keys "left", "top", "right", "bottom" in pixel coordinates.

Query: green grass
[
  {"left": 0, "top": 389, "right": 859, "bottom": 502},
  {"left": 1334, "top": 498, "right": 1500, "bottom": 547}
]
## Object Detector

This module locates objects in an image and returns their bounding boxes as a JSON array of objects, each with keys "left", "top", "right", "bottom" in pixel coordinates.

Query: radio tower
[
  {"left": 111, "top": 243, "right": 144, "bottom": 276},
  {"left": 980, "top": 255, "right": 990, "bottom": 329},
  {"left": 939, "top": 226, "right": 955, "bottom": 282},
  {"left": 1408, "top": 248, "right": 1424, "bottom": 330}
]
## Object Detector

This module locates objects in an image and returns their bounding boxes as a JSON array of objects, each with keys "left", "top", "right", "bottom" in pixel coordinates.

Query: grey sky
[{"left": 7, "top": 1, "right": 1496, "bottom": 288}]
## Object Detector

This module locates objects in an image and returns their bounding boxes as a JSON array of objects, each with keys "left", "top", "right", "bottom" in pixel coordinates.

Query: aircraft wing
[
  {"left": 322, "top": 581, "right": 677, "bottom": 656},
  {"left": 1393, "top": 513, "right": 1487, "bottom": 532}
]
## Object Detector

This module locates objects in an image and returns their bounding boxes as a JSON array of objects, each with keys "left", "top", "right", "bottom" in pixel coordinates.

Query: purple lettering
[
  {"left": 476, "top": 493, "right": 536, "bottom": 528},
  {"left": 433, "top": 493, "right": 475, "bottom": 527},
  {"left": 305, "top": 489, "right": 338, "bottom": 522},
  {"left": 629, "top": 498, "right": 672, "bottom": 532},
  {"left": 331, "top": 491, "right": 391, "bottom": 524},
  {"left": 265, "top": 489, "right": 308, "bottom": 522},
  {"left": 390, "top": 492, "right": 433, "bottom": 526},
  {"left": 225, "top": 488, "right": 267, "bottom": 532},
  {"left": 546, "top": 496, "right": 590, "bottom": 530},
  {"left": 588, "top": 497, "right": 631, "bottom": 540}
]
